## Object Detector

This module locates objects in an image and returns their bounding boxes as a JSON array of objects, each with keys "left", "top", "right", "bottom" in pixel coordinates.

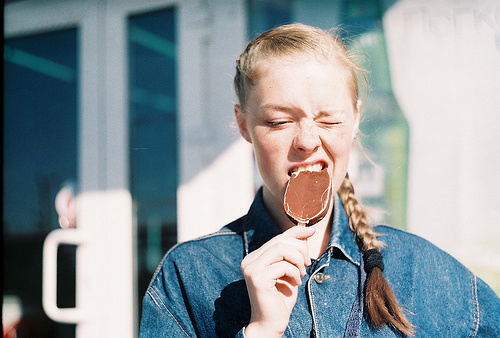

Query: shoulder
[
  {"left": 372, "top": 225, "right": 500, "bottom": 335},
  {"left": 143, "top": 215, "right": 247, "bottom": 317},
  {"left": 373, "top": 224, "right": 462, "bottom": 269},
  {"left": 169, "top": 215, "right": 245, "bottom": 256},
  {"left": 372, "top": 225, "right": 472, "bottom": 300},
  {"left": 151, "top": 215, "right": 246, "bottom": 281},
  {"left": 374, "top": 226, "right": 477, "bottom": 336},
  {"left": 374, "top": 224, "right": 438, "bottom": 248},
  {"left": 373, "top": 224, "right": 477, "bottom": 284},
  {"left": 141, "top": 216, "right": 249, "bottom": 336}
]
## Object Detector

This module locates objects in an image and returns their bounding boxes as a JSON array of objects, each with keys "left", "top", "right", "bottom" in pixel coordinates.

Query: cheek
[
  {"left": 251, "top": 130, "right": 292, "bottom": 185},
  {"left": 253, "top": 137, "right": 282, "bottom": 169},
  {"left": 322, "top": 129, "right": 354, "bottom": 160},
  {"left": 323, "top": 131, "right": 354, "bottom": 187},
  {"left": 252, "top": 127, "right": 289, "bottom": 156}
]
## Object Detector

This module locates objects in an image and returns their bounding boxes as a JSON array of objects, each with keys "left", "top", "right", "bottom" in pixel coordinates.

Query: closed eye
[
  {"left": 267, "top": 120, "right": 291, "bottom": 127},
  {"left": 317, "top": 120, "right": 341, "bottom": 127},
  {"left": 315, "top": 110, "right": 346, "bottom": 127}
]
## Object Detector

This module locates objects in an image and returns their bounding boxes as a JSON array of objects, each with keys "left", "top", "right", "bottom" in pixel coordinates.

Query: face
[{"left": 235, "top": 55, "right": 360, "bottom": 225}]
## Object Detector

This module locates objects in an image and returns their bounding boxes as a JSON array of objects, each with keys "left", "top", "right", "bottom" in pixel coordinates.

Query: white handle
[{"left": 42, "top": 228, "right": 85, "bottom": 323}]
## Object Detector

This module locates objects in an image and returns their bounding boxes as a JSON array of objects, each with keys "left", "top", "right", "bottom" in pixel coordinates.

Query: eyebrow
[
  {"left": 260, "top": 104, "right": 297, "bottom": 114},
  {"left": 315, "top": 109, "right": 346, "bottom": 118},
  {"left": 260, "top": 104, "right": 346, "bottom": 117}
]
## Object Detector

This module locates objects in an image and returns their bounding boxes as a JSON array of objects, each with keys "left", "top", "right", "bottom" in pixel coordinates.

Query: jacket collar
[
  {"left": 328, "top": 193, "right": 361, "bottom": 266},
  {"left": 243, "top": 187, "right": 361, "bottom": 266}
]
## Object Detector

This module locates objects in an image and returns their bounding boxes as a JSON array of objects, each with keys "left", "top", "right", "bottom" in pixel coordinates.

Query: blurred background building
[{"left": 4, "top": 0, "right": 500, "bottom": 336}]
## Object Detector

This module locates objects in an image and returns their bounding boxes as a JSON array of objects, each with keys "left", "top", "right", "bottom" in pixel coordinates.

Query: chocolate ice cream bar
[{"left": 283, "top": 169, "right": 332, "bottom": 226}]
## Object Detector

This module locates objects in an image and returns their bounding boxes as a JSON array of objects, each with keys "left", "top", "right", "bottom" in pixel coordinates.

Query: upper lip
[{"left": 287, "top": 161, "right": 327, "bottom": 176}]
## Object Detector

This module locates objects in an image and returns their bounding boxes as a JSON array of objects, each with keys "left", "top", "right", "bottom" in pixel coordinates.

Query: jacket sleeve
[
  {"left": 475, "top": 276, "right": 500, "bottom": 337},
  {"left": 139, "top": 258, "right": 196, "bottom": 338}
]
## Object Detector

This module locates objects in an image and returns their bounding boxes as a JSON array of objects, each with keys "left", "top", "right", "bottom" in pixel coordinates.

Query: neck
[{"left": 306, "top": 203, "right": 333, "bottom": 259}]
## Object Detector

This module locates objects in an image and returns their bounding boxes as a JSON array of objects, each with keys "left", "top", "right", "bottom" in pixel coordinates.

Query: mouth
[{"left": 288, "top": 162, "right": 326, "bottom": 177}]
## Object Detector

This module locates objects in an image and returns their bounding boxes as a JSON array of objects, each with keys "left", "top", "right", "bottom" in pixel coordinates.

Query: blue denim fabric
[{"left": 140, "top": 188, "right": 500, "bottom": 337}]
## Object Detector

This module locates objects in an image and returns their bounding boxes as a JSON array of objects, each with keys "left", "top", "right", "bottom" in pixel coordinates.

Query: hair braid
[{"left": 339, "top": 174, "right": 415, "bottom": 336}]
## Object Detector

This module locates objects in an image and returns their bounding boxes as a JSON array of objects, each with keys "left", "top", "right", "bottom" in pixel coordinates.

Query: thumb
[{"left": 283, "top": 225, "right": 315, "bottom": 240}]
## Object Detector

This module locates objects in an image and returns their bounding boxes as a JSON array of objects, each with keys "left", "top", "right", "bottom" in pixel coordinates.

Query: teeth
[{"left": 292, "top": 163, "right": 323, "bottom": 174}]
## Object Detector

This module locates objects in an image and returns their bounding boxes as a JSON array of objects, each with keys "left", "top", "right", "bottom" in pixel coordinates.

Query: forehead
[
  {"left": 249, "top": 55, "right": 352, "bottom": 103},
  {"left": 254, "top": 52, "right": 334, "bottom": 75}
]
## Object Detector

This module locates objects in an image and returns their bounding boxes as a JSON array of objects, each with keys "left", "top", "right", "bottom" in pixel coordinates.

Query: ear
[
  {"left": 234, "top": 104, "right": 252, "bottom": 143},
  {"left": 352, "top": 100, "right": 362, "bottom": 139}
]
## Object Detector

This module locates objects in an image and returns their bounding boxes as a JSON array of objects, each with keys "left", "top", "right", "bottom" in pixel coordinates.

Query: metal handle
[{"left": 42, "top": 228, "right": 85, "bottom": 323}]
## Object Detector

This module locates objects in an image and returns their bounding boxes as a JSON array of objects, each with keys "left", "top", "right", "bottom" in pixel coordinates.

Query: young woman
[{"left": 140, "top": 23, "right": 500, "bottom": 337}]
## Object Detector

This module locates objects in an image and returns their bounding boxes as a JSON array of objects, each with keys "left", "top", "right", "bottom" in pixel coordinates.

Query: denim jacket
[{"left": 140, "top": 189, "right": 500, "bottom": 337}]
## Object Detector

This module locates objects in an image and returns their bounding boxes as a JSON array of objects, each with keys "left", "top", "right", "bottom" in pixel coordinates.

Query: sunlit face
[{"left": 235, "top": 55, "right": 360, "bottom": 227}]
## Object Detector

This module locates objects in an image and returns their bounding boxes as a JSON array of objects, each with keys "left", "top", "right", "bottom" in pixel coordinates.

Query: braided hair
[{"left": 339, "top": 174, "right": 414, "bottom": 335}]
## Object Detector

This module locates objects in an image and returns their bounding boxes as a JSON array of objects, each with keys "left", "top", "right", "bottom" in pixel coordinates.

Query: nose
[{"left": 292, "top": 121, "right": 321, "bottom": 154}]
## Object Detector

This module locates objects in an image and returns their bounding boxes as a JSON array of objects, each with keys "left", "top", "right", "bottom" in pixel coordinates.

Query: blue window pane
[
  {"left": 248, "top": 0, "right": 292, "bottom": 39},
  {"left": 4, "top": 30, "right": 78, "bottom": 235},
  {"left": 4, "top": 28, "right": 78, "bottom": 337},
  {"left": 128, "top": 7, "right": 177, "bottom": 311}
]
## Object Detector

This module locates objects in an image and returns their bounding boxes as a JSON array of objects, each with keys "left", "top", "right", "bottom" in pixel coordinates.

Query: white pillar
[
  {"left": 177, "top": 0, "right": 254, "bottom": 242},
  {"left": 383, "top": 0, "right": 500, "bottom": 279}
]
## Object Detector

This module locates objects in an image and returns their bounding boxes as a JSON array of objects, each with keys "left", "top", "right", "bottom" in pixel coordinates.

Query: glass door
[
  {"left": 5, "top": 0, "right": 247, "bottom": 336},
  {"left": 4, "top": 27, "right": 79, "bottom": 338},
  {"left": 127, "top": 7, "right": 178, "bottom": 313},
  {"left": 4, "top": 1, "right": 190, "bottom": 336},
  {"left": 4, "top": 1, "right": 136, "bottom": 337}
]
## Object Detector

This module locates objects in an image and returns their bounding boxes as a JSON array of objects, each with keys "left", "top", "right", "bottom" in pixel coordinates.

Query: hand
[
  {"left": 241, "top": 226, "right": 314, "bottom": 337},
  {"left": 55, "top": 184, "right": 76, "bottom": 228}
]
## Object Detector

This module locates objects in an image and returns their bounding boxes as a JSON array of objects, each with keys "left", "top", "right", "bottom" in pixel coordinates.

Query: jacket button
[{"left": 313, "top": 272, "right": 329, "bottom": 284}]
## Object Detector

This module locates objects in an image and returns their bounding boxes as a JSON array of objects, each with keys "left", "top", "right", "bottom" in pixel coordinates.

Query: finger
[
  {"left": 253, "top": 261, "right": 302, "bottom": 288},
  {"left": 242, "top": 245, "right": 306, "bottom": 281},
  {"left": 271, "top": 261, "right": 303, "bottom": 286},
  {"left": 241, "top": 236, "right": 311, "bottom": 273},
  {"left": 282, "top": 225, "right": 315, "bottom": 240},
  {"left": 255, "top": 241, "right": 308, "bottom": 276},
  {"left": 276, "top": 276, "right": 299, "bottom": 298},
  {"left": 255, "top": 226, "right": 314, "bottom": 255},
  {"left": 276, "top": 226, "right": 315, "bottom": 264},
  {"left": 242, "top": 228, "right": 314, "bottom": 268}
]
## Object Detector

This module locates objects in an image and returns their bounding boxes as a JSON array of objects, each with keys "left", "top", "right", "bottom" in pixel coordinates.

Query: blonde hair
[
  {"left": 234, "top": 23, "right": 362, "bottom": 109},
  {"left": 339, "top": 174, "right": 414, "bottom": 334},
  {"left": 235, "top": 23, "right": 414, "bottom": 335}
]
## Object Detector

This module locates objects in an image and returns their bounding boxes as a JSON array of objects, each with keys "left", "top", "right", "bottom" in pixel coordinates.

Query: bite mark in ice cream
[{"left": 283, "top": 168, "right": 332, "bottom": 226}]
